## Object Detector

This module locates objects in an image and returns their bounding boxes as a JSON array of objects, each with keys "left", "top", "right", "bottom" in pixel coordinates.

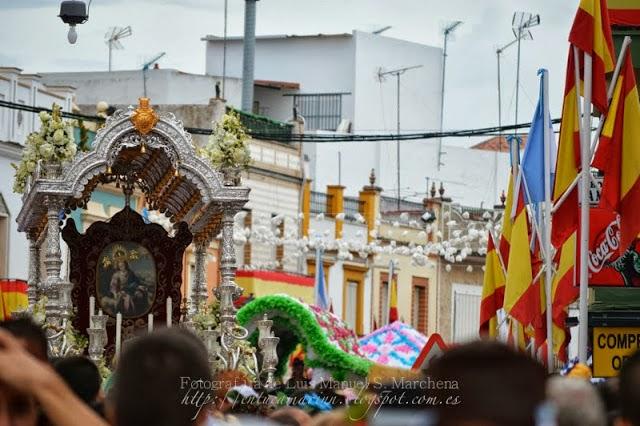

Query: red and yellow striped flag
[
  {"left": 592, "top": 49, "right": 640, "bottom": 252},
  {"left": 388, "top": 275, "right": 398, "bottom": 323},
  {"left": 553, "top": 0, "right": 615, "bottom": 248},
  {"left": 0, "top": 280, "right": 28, "bottom": 320},
  {"left": 479, "top": 233, "right": 506, "bottom": 338},
  {"left": 503, "top": 187, "right": 538, "bottom": 326}
]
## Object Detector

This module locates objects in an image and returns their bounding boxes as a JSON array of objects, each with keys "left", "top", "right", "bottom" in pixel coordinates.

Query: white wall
[
  {"left": 205, "top": 34, "right": 356, "bottom": 121},
  {"left": 253, "top": 86, "right": 296, "bottom": 123},
  {"left": 40, "top": 69, "right": 239, "bottom": 107},
  {"left": 0, "top": 147, "right": 28, "bottom": 279},
  {"left": 206, "top": 32, "right": 448, "bottom": 204}
]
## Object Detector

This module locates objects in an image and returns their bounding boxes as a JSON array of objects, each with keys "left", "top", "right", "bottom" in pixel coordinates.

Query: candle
[
  {"left": 98, "top": 309, "right": 103, "bottom": 316},
  {"left": 89, "top": 296, "right": 95, "bottom": 328},
  {"left": 148, "top": 313, "right": 154, "bottom": 333},
  {"left": 166, "top": 297, "right": 172, "bottom": 328},
  {"left": 115, "top": 313, "right": 122, "bottom": 359}
]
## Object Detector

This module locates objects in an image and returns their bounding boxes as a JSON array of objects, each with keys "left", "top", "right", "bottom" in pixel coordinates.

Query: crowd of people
[{"left": 1, "top": 317, "right": 640, "bottom": 426}]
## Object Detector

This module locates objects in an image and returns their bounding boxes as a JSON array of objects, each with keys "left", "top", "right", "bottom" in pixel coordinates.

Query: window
[
  {"left": 243, "top": 210, "right": 252, "bottom": 267},
  {"left": 379, "top": 273, "right": 389, "bottom": 326},
  {"left": 343, "top": 266, "right": 365, "bottom": 335},
  {"left": 0, "top": 194, "right": 9, "bottom": 278},
  {"left": 411, "top": 277, "right": 428, "bottom": 334},
  {"left": 345, "top": 281, "right": 358, "bottom": 330},
  {"left": 452, "top": 283, "right": 482, "bottom": 342},
  {"left": 292, "top": 93, "right": 346, "bottom": 131}
]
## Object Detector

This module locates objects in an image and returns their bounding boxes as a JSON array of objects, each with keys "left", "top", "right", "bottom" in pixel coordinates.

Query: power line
[{"left": 0, "top": 99, "right": 560, "bottom": 144}]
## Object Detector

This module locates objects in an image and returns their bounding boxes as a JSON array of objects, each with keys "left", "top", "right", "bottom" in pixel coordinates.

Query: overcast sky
[{"left": 0, "top": 0, "right": 579, "bottom": 142}]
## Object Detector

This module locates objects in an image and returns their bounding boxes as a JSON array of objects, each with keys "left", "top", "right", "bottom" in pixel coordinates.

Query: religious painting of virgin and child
[{"left": 96, "top": 242, "right": 157, "bottom": 318}]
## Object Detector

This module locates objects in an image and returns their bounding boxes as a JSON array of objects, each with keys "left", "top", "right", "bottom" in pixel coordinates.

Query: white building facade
[
  {"left": 203, "top": 31, "right": 445, "bottom": 206},
  {"left": 0, "top": 67, "right": 75, "bottom": 280}
]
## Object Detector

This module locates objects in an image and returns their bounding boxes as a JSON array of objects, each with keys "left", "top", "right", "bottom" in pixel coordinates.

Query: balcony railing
[
  {"left": 310, "top": 191, "right": 333, "bottom": 215},
  {"left": 343, "top": 196, "right": 364, "bottom": 218},
  {"left": 227, "top": 107, "right": 293, "bottom": 139}
]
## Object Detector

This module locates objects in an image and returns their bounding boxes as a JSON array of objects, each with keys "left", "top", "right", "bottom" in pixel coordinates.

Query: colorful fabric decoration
[{"left": 358, "top": 321, "right": 427, "bottom": 368}]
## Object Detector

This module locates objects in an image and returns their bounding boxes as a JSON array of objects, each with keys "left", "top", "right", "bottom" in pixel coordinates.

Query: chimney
[{"left": 241, "top": 0, "right": 259, "bottom": 112}]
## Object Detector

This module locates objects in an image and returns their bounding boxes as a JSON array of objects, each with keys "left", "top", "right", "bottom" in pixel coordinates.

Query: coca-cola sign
[
  {"left": 588, "top": 215, "right": 621, "bottom": 273},
  {"left": 583, "top": 207, "right": 640, "bottom": 287}
]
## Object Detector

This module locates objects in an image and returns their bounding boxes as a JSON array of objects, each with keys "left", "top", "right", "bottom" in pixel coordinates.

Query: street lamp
[{"left": 58, "top": 1, "right": 89, "bottom": 45}]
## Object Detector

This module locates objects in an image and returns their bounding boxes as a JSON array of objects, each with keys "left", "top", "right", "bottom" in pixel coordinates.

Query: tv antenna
[{"left": 106, "top": 26, "right": 132, "bottom": 71}]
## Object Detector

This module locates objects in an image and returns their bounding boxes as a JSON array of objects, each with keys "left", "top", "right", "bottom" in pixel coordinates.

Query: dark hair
[
  {"left": 112, "top": 328, "right": 212, "bottom": 426},
  {"left": 53, "top": 356, "right": 101, "bottom": 404},
  {"left": 619, "top": 350, "right": 640, "bottom": 426},
  {"left": 426, "top": 340, "right": 546, "bottom": 426},
  {"left": 0, "top": 317, "right": 48, "bottom": 361}
]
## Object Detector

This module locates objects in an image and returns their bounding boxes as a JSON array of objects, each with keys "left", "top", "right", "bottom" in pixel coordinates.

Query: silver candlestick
[
  {"left": 86, "top": 312, "right": 107, "bottom": 363},
  {"left": 260, "top": 334, "right": 280, "bottom": 390}
]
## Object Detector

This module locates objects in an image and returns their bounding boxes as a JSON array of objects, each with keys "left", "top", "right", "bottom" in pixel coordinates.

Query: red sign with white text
[{"left": 583, "top": 208, "right": 640, "bottom": 287}]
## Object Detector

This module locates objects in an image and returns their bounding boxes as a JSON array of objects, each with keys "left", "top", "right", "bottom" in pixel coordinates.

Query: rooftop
[
  {"left": 202, "top": 33, "right": 351, "bottom": 42},
  {"left": 471, "top": 135, "right": 528, "bottom": 152}
]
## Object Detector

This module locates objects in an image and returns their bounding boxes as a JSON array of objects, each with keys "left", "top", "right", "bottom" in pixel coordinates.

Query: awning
[{"left": 609, "top": 0, "right": 640, "bottom": 26}]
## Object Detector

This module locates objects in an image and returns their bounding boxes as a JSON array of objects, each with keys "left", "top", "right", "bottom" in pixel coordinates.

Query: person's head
[
  {"left": 117, "top": 260, "right": 127, "bottom": 271},
  {"left": 53, "top": 356, "right": 101, "bottom": 405},
  {"left": 269, "top": 407, "right": 312, "bottom": 426},
  {"left": 0, "top": 318, "right": 48, "bottom": 361},
  {"left": 618, "top": 350, "right": 640, "bottom": 426},
  {"left": 111, "top": 328, "right": 212, "bottom": 426},
  {"left": 426, "top": 340, "right": 546, "bottom": 426},
  {"left": 547, "top": 376, "right": 606, "bottom": 426},
  {"left": 596, "top": 378, "right": 620, "bottom": 426},
  {"left": 0, "top": 318, "right": 48, "bottom": 426}
]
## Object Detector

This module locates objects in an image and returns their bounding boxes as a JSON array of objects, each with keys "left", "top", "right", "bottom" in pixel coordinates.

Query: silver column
[{"left": 27, "top": 232, "right": 41, "bottom": 306}]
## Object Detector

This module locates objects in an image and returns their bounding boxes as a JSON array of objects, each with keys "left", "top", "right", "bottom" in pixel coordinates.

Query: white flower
[
  {"left": 39, "top": 111, "right": 50, "bottom": 122},
  {"left": 39, "top": 143, "right": 54, "bottom": 159}
]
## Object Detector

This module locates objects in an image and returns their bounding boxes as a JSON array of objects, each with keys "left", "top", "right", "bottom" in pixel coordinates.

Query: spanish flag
[
  {"left": 388, "top": 274, "right": 398, "bottom": 324},
  {"left": 550, "top": 233, "right": 579, "bottom": 361},
  {"left": 498, "top": 173, "right": 514, "bottom": 269},
  {"left": 479, "top": 233, "right": 505, "bottom": 338},
  {"left": 552, "top": 0, "right": 615, "bottom": 248},
  {"left": 503, "top": 187, "right": 538, "bottom": 327},
  {"left": 592, "top": 49, "right": 640, "bottom": 252},
  {"left": 0, "top": 280, "right": 29, "bottom": 320}
]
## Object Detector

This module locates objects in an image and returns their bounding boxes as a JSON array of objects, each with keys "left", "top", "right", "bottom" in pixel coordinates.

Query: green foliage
[{"left": 237, "top": 295, "right": 372, "bottom": 378}]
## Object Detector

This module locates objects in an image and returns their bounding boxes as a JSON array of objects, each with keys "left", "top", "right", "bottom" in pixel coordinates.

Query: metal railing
[
  {"left": 379, "top": 196, "right": 424, "bottom": 213},
  {"left": 292, "top": 93, "right": 344, "bottom": 131},
  {"left": 310, "top": 191, "right": 333, "bottom": 215},
  {"left": 343, "top": 196, "right": 364, "bottom": 217},
  {"left": 227, "top": 107, "right": 293, "bottom": 139}
]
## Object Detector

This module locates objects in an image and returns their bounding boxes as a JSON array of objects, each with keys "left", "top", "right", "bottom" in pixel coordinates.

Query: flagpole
[
  {"left": 541, "top": 69, "right": 554, "bottom": 372},
  {"left": 590, "top": 36, "right": 632, "bottom": 157},
  {"left": 387, "top": 259, "right": 394, "bottom": 325},
  {"left": 578, "top": 52, "right": 593, "bottom": 365}
]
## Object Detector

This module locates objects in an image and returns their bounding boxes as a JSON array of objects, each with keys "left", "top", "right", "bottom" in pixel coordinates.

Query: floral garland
[
  {"left": 12, "top": 104, "right": 77, "bottom": 193},
  {"left": 198, "top": 111, "right": 251, "bottom": 169},
  {"left": 237, "top": 295, "right": 372, "bottom": 379}
]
